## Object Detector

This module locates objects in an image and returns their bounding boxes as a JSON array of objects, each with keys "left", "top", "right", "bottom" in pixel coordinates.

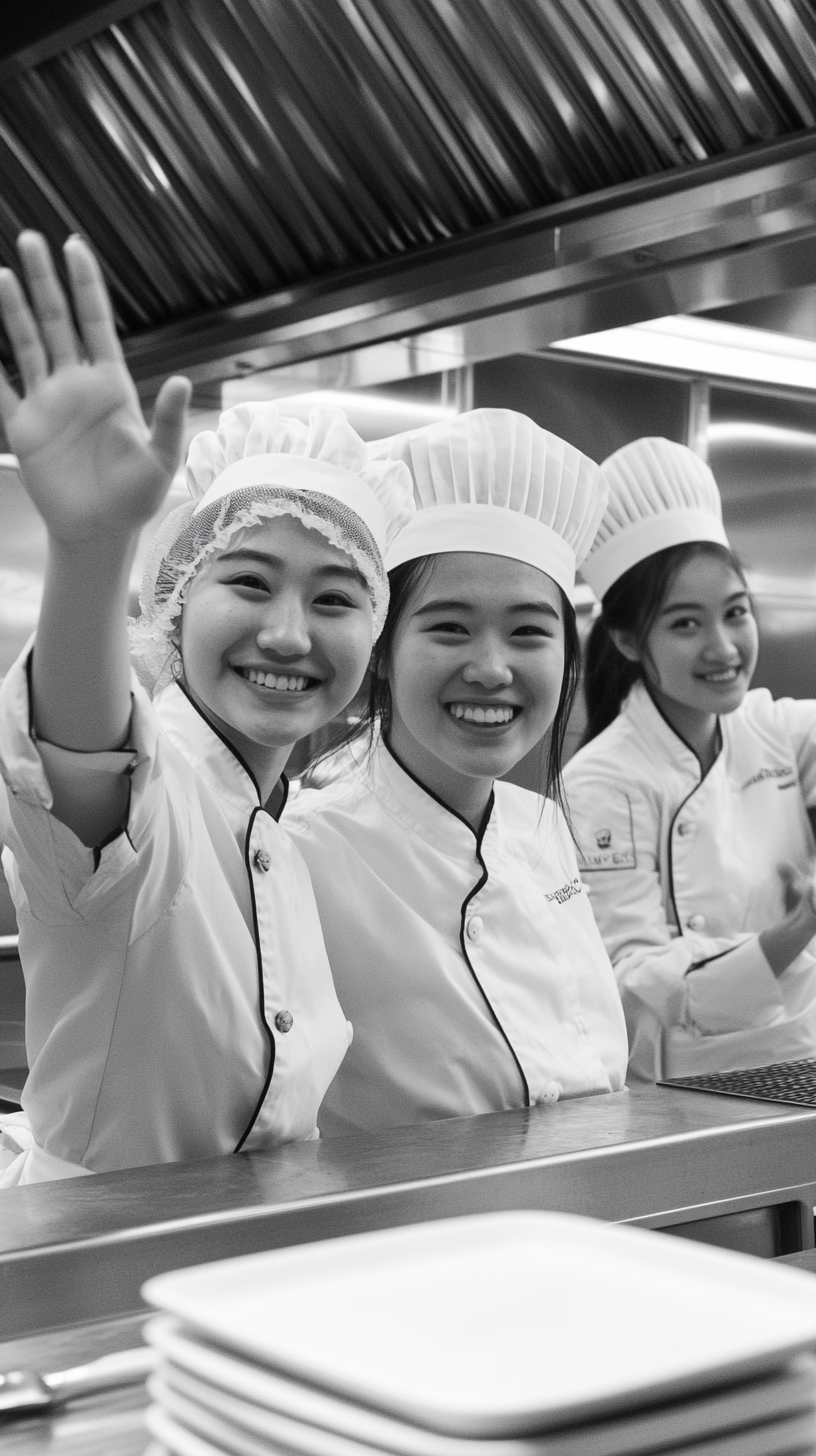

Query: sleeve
[
  {"left": 0, "top": 641, "right": 170, "bottom": 923},
  {"left": 771, "top": 695, "right": 816, "bottom": 808},
  {"left": 565, "top": 769, "right": 783, "bottom": 1038}
]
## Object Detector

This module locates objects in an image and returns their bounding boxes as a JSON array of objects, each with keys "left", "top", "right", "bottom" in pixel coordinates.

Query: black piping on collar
[
  {"left": 234, "top": 805, "right": 276, "bottom": 1151},
  {"left": 25, "top": 650, "right": 35, "bottom": 740},
  {"left": 176, "top": 681, "right": 289, "bottom": 820},
  {"left": 174, "top": 678, "right": 262, "bottom": 798},
  {"left": 382, "top": 738, "right": 528, "bottom": 1106},
  {"left": 664, "top": 728, "right": 722, "bottom": 952},
  {"left": 382, "top": 735, "right": 495, "bottom": 844},
  {"left": 642, "top": 684, "right": 722, "bottom": 781}
]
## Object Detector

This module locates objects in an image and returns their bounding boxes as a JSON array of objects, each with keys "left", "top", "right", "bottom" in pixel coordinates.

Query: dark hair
[
  {"left": 305, "top": 554, "right": 582, "bottom": 812},
  {"left": 582, "top": 541, "right": 749, "bottom": 746}
]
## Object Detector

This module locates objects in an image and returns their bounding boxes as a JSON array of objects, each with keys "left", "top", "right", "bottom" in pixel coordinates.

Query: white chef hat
[
  {"left": 368, "top": 409, "right": 607, "bottom": 597},
  {"left": 582, "top": 437, "right": 729, "bottom": 600},
  {"left": 129, "top": 403, "right": 414, "bottom": 691}
]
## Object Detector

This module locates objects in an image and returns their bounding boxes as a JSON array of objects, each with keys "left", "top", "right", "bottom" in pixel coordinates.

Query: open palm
[{"left": 0, "top": 233, "right": 190, "bottom": 546}]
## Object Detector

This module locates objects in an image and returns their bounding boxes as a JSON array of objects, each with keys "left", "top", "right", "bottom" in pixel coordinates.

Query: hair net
[{"left": 129, "top": 404, "right": 414, "bottom": 692}]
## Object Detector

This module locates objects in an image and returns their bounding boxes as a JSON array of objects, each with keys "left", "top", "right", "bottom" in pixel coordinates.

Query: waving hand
[
  {"left": 0, "top": 232, "right": 191, "bottom": 843},
  {"left": 0, "top": 232, "right": 189, "bottom": 544}
]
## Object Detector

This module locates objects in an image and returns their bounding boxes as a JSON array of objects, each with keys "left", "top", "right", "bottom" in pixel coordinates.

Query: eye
[
  {"left": 667, "top": 614, "right": 699, "bottom": 632},
  {"left": 228, "top": 572, "right": 269, "bottom": 592},
  {"left": 727, "top": 601, "right": 751, "bottom": 621},
  {"left": 424, "top": 620, "right": 469, "bottom": 635},
  {"left": 314, "top": 589, "right": 359, "bottom": 609},
  {"left": 512, "top": 623, "right": 554, "bottom": 639}
]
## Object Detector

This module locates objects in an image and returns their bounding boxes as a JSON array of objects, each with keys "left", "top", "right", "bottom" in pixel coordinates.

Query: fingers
[
  {"left": 0, "top": 264, "right": 49, "bottom": 393},
  {"left": 150, "top": 375, "right": 192, "bottom": 477},
  {"left": 778, "top": 861, "right": 805, "bottom": 915},
  {"left": 0, "top": 230, "right": 124, "bottom": 400},
  {"left": 63, "top": 235, "right": 124, "bottom": 365},
  {"left": 0, "top": 359, "right": 21, "bottom": 427},
  {"left": 16, "top": 231, "right": 81, "bottom": 371}
]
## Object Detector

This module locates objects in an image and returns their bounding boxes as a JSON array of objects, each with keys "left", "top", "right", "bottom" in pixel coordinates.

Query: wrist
[{"left": 47, "top": 526, "right": 140, "bottom": 558}]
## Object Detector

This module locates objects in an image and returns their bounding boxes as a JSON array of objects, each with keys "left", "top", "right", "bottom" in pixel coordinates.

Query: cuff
[
  {"left": 686, "top": 936, "right": 783, "bottom": 1034},
  {"left": 0, "top": 639, "right": 143, "bottom": 809},
  {"left": 37, "top": 738, "right": 137, "bottom": 796}
]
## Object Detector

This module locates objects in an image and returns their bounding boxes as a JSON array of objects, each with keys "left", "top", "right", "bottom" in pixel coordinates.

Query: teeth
[
  {"left": 244, "top": 669, "right": 308, "bottom": 691},
  {"left": 703, "top": 669, "right": 738, "bottom": 682},
  {"left": 448, "top": 704, "right": 516, "bottom": 724}
]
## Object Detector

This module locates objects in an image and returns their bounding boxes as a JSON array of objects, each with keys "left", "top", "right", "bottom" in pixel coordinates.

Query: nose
[
  {"left": 701, "top": 621, "right": 740, "bottom": 662},
  {"left": 462, "top": 635, "right": 513, "bottom": 690},
  {"left": 255, "top": 592, "right": 311, "bottom": 659}
]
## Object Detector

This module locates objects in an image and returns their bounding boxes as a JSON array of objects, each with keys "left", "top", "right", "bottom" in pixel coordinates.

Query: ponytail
[
  {"left": 583, "top": 615, "right": 641, "bottom": 743},
  {"left": 581, "top": 541, "right": 748, "bottom": 746}
]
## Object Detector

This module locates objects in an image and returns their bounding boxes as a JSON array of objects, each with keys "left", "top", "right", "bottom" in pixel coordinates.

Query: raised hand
[
  {"left": 759, "top": 861, "right": 816, "bottom": 978},
  {"left": 0, "top": 232, "right": 190, "bottom": 545},
  {"left": 778, "top": 861, "right": 816, "bottom": 917}
]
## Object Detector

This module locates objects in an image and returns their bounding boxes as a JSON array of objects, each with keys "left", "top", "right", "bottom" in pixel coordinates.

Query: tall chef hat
[
  {"left": 582, "top": 437, "right": 729, "bottom": 600},
  {"left": 129, "top": 403, "right": 414, "bottom": 692},
  {"left": 368, "top": 409, "right": 607, "bottom": 597}
]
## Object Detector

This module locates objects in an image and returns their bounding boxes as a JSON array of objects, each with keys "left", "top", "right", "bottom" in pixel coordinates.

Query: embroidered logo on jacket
[
  {"left": 576, "top": 792, "right": 637, "bottom": 873},
  {"left": 741, "top": 765, "right": 796, "bottom": 791},
  {"left": 544, "top": 877, "right": 582, "bottom": 905}
]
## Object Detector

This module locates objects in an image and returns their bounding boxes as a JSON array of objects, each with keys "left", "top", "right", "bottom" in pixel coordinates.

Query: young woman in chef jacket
[
  {"left": 285, "top": 409, "right": 629, "bottom": 1135},
  {"left": 0, "top": 232, "right": 412, "bottom": 1184},
  {"left": 563, "top": 437, "right": 816, "bottom": 1083}
]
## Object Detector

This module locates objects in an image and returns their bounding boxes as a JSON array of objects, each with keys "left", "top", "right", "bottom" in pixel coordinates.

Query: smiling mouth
[
  {"left": 697, "top": 667, "right": 741, "bottom": 685},
  {"left": 447, "top": 703, "right": 520, "bottom": 725},
  {"left": 238, "top": 667, "right": 318, "bottom": 693}
]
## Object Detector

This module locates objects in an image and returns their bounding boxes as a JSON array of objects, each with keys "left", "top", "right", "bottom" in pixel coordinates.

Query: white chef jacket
[
  {"left": 563, "top": 680, "right": 816, "bottom": 1081},
  {"left": 284, "top": 738, "right": 628, "bottom": 1135},
  {"left": 0, "top": 645, "right": 351, "bottom": 1183}
]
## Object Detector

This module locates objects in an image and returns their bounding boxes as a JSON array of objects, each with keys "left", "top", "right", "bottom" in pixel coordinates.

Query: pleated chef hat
[
  {"left": 367, "top": 409, "right": 607, "bottom": 596},
  {"left": 129, "top": 403, "right": 414, "bottom": 691},
  {"left": 581, "top": 437, "right": 729, "bottom": 600}
]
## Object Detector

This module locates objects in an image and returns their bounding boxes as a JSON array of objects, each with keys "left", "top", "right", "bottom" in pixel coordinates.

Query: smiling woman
[
  {"left": 0, "top": 229, "right": 414, "bottom": 1185},
  {"left": 565, "top": 437, "right": 816, "bottom": 1084},
  {"left": 177, "top": 521, "right": 375, "bottom": 800},
  {"left": 285, "top": 409, "right": 628, "bottom": 1136},
  {"left": 379, "top": 555, "right": 569, "bottom": 831}
]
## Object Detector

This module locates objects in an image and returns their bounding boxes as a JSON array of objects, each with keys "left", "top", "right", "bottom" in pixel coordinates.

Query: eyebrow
[
  {"left": 413, "top": 594, "right": 559, "bottom": 611},
  {"left": 660, "top": 589, "right": 748, "bottom": 614},
  {"left": 412, "top": 597, "right": 560, "bottom": 620},
  {"left": 218, "top": 548, "right": 367, "bottom": 587}
]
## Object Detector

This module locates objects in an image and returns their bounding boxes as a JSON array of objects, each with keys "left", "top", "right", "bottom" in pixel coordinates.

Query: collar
[
  {"left": 623, "top": 679, "right": 717, "bottom": 782},
  {"left": 154, "top": 681, "right": 288, "bottom": 818},
  {"left": 368, "top": 737, "right": 496, "bottom": 860}
]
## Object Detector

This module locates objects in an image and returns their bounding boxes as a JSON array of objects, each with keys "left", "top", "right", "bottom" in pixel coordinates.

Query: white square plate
[
  {"left": 143, "top": 1212, "right": 816, "bottom": 1438},
  {"left": 148, "top": 1346, "right": 816, "bottom": 1456}
]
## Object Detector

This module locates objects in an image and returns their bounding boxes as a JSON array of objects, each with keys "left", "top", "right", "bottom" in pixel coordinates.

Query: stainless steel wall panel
[{"left": 1, "top": 0, "right": 815, "bottom": 386}]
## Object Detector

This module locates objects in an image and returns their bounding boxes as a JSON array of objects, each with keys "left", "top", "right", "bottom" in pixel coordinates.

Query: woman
[
  {"left": 0, "top": 231, "right": 412, "bottom": 1182},
  {"left": 286, "top": 409, "right": 628, "bottom": 1135},
  {"left": 564, "top": 436, "right": 816, "bottom": 1082}
]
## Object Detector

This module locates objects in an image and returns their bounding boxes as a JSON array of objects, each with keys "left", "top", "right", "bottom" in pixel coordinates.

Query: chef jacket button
[
  {"left": 275, "top": 1010, "right": 293, "bottom": 1033},
  {"left": 253, "top": 848, "right": 272, "bottom": 872},
  {"left": 542, "top": 1080, "right": 561, "bottom": 1104},
  {"left": 688, "top": 913, "right": 706, "bottom": 931},
  {"left": 466, "top": 915, "right": 484, "bottom": 943}
]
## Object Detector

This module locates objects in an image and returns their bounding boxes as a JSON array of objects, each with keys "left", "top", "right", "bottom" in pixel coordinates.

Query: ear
[{"left": 608, "top": 628, "right": 641, "bottom": 664}]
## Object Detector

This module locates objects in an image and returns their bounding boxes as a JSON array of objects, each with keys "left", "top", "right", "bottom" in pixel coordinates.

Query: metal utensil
[{"left": 0, "top": 1345, "right": 155, "bottom": 1417}]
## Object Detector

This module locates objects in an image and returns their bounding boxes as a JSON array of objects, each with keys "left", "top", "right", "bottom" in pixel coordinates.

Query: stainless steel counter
[
  {"left": 2, "top": 1085, "right": 816, "bottom": 1454},
  {"left": 2, "top": 1085, "right": 816, "bottom": 1340}
]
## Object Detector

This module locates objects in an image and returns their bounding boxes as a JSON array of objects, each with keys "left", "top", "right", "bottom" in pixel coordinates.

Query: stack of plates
[{"left": 142, "top": 1212, "right": 816, "bottom": 1456}]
